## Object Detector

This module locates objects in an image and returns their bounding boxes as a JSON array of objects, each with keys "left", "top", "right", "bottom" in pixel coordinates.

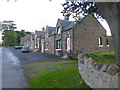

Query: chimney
[
  {"left": 64, "top": 15, "right": 69, "bottom": 20},
  {"left": 64, "top": 14, "right": 70, "bottom": 20}
]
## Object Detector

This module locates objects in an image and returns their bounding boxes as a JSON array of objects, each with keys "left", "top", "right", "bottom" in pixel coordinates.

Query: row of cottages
[
  {"left": 20, "top": 30, "right": 43, "bottom": 51},
  {"left": 20, "top": 14, "right": 114, "bottom": 58},
  {"left": 40, "top": 14, "right": 114, "bottom": 58}
]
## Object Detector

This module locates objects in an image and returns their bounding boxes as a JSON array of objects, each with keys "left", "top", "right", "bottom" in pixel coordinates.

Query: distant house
[
  {"left": 44, "top": 26, "right": 56, "bottom": 54},
  {"left": 34, "top": 30, "right": 43, "bottom": 49},
  {"left": 30, "top": 33, "right": 35, "bottom": 50},
  {"left": 41, "top": 31, "right": 45, "bottom": 53},
  {"left": 26, "top": 35, "right": 31, "bottom": 49},
  {"left": 20, "top": 37, "right": 25, "bottom": 46},
  {"left": 20, "top": 35, "right": 31, "bottom": 49}
]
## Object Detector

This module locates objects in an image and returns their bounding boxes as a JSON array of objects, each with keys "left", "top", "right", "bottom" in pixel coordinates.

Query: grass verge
[
  {"left": 88, "top": 52, "right": 116, "bottom": 65},
  {"left": 23, "top": 59, "right": 91, "bottom": 88}
]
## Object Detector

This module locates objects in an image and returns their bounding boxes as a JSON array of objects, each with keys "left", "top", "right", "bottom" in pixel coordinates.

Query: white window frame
[
  {"left": 57, "top": 27, "right": 61, "bottom": 34},
  {"left": 46, "top": 42, "right": 49, "bottom": 49},
  {"left": 98, "top": 37, "right": 103, "bottom": 47},
  {"left": 106, "top": 39, "right": 109, "bottom": 47},
  {"left": 56, "top": 40, "right": 61, "bottom": 49},
  {"left": 47, "top": 33, "right": 49, "bottom": 38}
]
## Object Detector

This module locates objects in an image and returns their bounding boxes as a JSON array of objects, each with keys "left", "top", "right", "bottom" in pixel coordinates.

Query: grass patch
[
  {"left": 23, "top": 59, "right": 90, "bottom": 88},
  {"left": 88, "top": 52, "right": 116, "bottom": 65}
]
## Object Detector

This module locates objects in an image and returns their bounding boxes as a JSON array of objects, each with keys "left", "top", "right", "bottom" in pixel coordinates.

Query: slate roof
[
  {"left": 65, "top": 22, "right": 76, "bottom": 31},
  {"left": 32, "top": 34, "right": 35, "bottom": 38},
  {"left": 46, "top": 26, "right": 56, "bottom": 36},
  {"left": 57, "top": 19, "right": 75, "bottom": 31},
  {"left": 36, "top": 31, "right": 43, "bottom": 36}
]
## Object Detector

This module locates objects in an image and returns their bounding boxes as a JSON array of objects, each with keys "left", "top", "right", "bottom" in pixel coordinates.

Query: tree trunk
[{"left": 96, "top": 2, "right": 120, "bottom": 66}]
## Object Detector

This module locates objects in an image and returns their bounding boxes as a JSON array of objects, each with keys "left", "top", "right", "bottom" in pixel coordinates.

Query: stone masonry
[{"left": 78, "top": 54, "right": 119, "bottom": 88}]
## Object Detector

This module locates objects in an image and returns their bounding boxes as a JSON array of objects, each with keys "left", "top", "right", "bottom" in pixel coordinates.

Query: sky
[{"left": 0, "top": 0, "right": 111, "bottom": 42}]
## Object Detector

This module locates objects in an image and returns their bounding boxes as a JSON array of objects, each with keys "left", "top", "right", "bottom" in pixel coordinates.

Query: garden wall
[{"left": 78, "top": 54, "right": 119, "bottom": 88}]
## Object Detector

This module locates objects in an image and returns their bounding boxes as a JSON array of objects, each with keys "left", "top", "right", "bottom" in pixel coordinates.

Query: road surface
[
  {"left": 10, "top": 48, "right": 61, "bottom": 66},
  {"left": 2, "top": 47, "right": 28, "bottom": 88}
]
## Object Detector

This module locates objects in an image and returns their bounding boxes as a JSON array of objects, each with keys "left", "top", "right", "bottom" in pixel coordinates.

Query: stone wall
[
  {"left": 78, "top": 54, "right": 119, "bottom": 88},
  {"left": 48, "top": 35, "right": 55, "bottom": 54},
  {"left": 73, "top": 15, "right": 109, "bottom": 58},
  {"left": 107, "top": 36, "right": 115, "bottom": 52}
]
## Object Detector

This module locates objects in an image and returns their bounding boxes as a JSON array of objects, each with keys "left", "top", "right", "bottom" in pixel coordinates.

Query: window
[
  {"left": 46, "top": 43, "right": 48, "bottom": 49},
  {"left": 47, "top": 33, "right": 49, "bottom": 38},
  {"left": 99, "top": 37, "right": 103, "bottom": 47},
  {"left": 57, "top": 27, "right": 61, "bottom": 34},
  {"left": 106, "top": 39, "right": 109, "bottom": 46},
  {"left": 56, "top": 40, "right": 61, "bottom": 49}
]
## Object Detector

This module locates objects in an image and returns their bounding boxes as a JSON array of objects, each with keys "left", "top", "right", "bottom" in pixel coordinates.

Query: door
[
  {"left": 41, "top": 39, "right": 44, "bottom": 53},
  {"left": 67, "top": 37, "right": 70, "bottom": 53}
]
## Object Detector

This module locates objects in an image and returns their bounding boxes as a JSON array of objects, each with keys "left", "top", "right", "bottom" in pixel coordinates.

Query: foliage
[
  {"left": 2, "top": 30, "right": 17, "bottom": 46},
  {"left": 15, "top": 30, "right": 31, "bottom": 45},
  {"left": 1, "top": 20, "right": 17, "bottom": 46},
  {"left": 23, "top": 59, "right": 91, "bottom": 88},
  {"left": 61, "top": 1, "right": 102, "bottom": 21},
  {"left": 0, "top": 43, "right": 2, "bottom": 47},
  {"left": 2, "top": 20, "right": 17, "bottom": 31},
  {"left": 1, "top": 20, "right": 31, "bottom": 46},
  {"left": 88, "top": 52, "right": 116, "bottom": 65}
]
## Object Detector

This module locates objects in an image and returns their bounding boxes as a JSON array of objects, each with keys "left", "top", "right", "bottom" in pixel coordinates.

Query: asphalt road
[
  {"left": 9, "top": 48, "right": 61, "bottom": 66},
  {"left": 2, "top": 47, "right": 60, "bottom": 88},
  {"left": 0, "top": 47, "right": 2, "bottom": 90},
  {"left": 2, "top": 47, "right": 28, "bottom": 88}
]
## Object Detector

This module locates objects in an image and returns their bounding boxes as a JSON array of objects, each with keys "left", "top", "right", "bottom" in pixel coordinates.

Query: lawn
[
  {"left": 23, "top": 59, "right": 91, "bottom": 88},
  {"left": 88, "top": 52, "right": 116, "bottom": 65}
]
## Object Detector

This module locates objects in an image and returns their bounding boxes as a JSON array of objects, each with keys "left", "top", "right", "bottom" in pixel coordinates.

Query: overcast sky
[{"left": 0, "top": 0, "right": 111, "bottom": 42}]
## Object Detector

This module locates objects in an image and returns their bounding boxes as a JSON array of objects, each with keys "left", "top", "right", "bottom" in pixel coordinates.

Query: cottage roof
[
  {"left": 36, "top": 31, "right": 43, "bottom": 36},
  {"left": 65, "top": 22, "right": 76, "bottom": 31},
  {"left": 46, "top": 26, "right": 56, "bottom": 36},
  {"left": 56, "top": 19, "right": 74, "bottom": 31},
  {"left": 32, "top": 34, "right": 35, "bottom": 38},
  {"left": 27, "top": 35, "right": 31, "bottom": 38}
]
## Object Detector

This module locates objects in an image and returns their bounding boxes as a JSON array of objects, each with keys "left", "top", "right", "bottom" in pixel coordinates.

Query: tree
[
  {"left": 2, "top": 30, "right": 17, "bottom": 46},
  {"left": 96, "top": 2, "right": 120, "bottom": 66},
  {"left": 2, "top": 20, "right": 17, "bottom": 46},
  {"left": 61, "top": 1, "right": 102, "bottom": 21},
  {"left": 2, "top": 20, "right": 17, "bottom": 31}
]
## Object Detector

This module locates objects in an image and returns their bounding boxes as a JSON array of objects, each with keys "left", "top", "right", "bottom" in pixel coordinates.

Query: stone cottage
[
  {"left": 41, "top": 31, "right": 45, "bottom": 53},
  {"left": 44, "top": 26, "right": 56, "bottom": 54},
  {"left": 54, "top": 14, "right": 111, "bottom": 58},
  {"left": 20, "top": 37, "right": 25, "bottom": 46},
  {"left": 20, "top": 35, "right": 31, "bottom": 49},
  {"left": 64, "top": 14, "right": 110, "bottom": 58},
  {"left": 55, "top": 18, "right": 74, "bottom": 56},
  {"left": 34, "top": 30, "right": 43, "bottom": 50},
  {"left": 30, "top": 33, "right": 35, "bottom": 50}
]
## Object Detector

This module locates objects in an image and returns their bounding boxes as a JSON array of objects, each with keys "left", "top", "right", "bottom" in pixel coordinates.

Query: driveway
[{"left": 9, "top": 48, "right": 61, "bottom": 66}]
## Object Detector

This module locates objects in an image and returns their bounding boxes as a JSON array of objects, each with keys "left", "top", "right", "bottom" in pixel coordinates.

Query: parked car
[
  {"left": 14, "top": 46, "right": 22, "bottom": 49},
  {"left": 21, "top": 46, "right": 29, "bottom": 53}
]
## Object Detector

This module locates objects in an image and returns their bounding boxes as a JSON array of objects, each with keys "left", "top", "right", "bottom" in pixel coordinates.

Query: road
[
  {"left": 0, "top": 47, "right": 2, "bottom": 90},
  {"left": 2, "top": 47, "right": 61, "bottom": 88},
  {"left": 10, "top": 48, "right": 61, "bottom": 66},
  {"left": 2, "top": 47, "right": 28, "bottom": 88}
]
